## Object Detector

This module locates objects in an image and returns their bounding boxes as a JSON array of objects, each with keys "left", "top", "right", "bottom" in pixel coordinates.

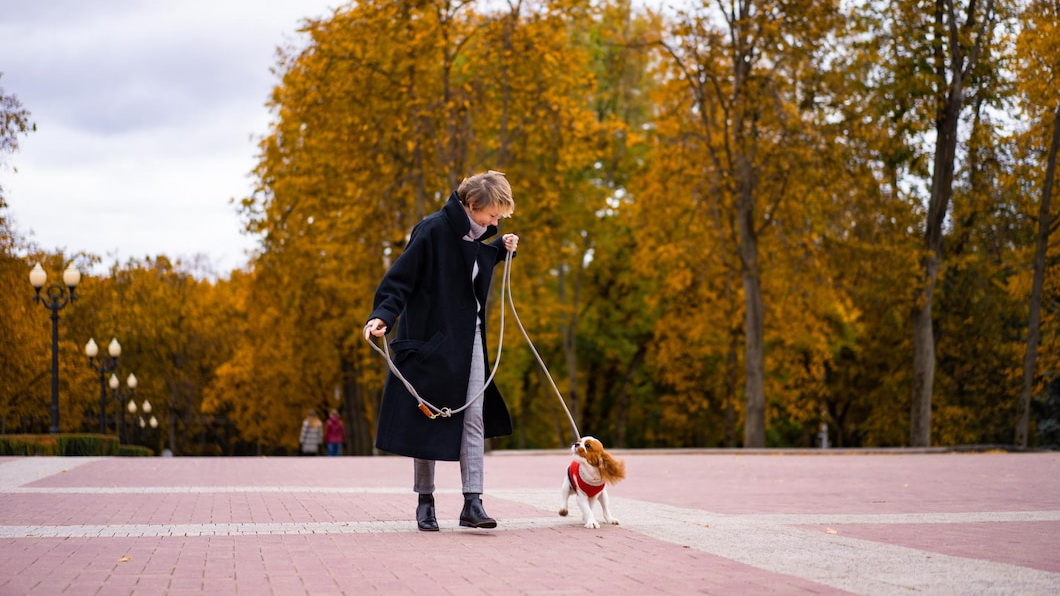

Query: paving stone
[{"left": 0, "top": 452, "right": 1057, "bottom": 594}]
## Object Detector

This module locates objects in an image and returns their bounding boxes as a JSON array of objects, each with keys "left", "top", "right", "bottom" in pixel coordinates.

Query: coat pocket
[{"left": 389, "top": 330, "right": 445, "bottom": 365}]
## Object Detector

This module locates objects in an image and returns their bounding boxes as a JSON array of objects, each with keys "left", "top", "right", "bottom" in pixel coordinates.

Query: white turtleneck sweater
[{"left": 463, "top": 211, "right": 487, "bottom": 315}]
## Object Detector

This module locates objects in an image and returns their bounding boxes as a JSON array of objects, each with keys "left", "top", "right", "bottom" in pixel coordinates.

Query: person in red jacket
[{"left": 324, "top": 409, "right": 345, "bottom": 456}]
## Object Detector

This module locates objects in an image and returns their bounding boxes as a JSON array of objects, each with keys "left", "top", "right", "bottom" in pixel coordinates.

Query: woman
[
  {"left": 299, "top": 410, "right": 323, "bottom": 456},
  {"left": 324, "top": 409, "right": 345, "bottom": 456},
  {"left": 364, "top": 170, "right": 519, "bottom": 531}
]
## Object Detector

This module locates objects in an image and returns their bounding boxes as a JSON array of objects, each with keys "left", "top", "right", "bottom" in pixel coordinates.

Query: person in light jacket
[
  {"left": 364, "top": 170, "right": 519, "bottom": 532},
  {"left": 299, "top": 410, "right": 323, "bottom": 455}
]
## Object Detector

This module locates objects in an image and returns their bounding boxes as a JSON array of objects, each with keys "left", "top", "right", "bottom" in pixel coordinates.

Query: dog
[{"left": 559, "top": 436, "right": 626, "bottom": 528}]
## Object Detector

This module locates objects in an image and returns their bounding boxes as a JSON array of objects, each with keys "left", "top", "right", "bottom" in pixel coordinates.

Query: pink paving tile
[
  {"left": 3, "top": 452, "right": 1059, "bottom": 594},
  {"left": 21, "top": 456, "right": 421, "bottom": 489},
  {"left": 806, "top": 520, "right": 1060, "bottom": 573},
  {"left": 0, "top": 491, "right": 545, "bottom": 526},
  {"left": 586, "top": 451, "right": 1060, "bottom": 514}
]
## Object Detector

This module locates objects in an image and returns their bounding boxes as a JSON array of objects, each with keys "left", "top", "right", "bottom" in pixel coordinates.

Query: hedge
[
  {"left": 117, "top": 445, "right": 154, "bottom": 457},
  {"left": 0, "top": 434, "right": 151, "bottom": 456}
]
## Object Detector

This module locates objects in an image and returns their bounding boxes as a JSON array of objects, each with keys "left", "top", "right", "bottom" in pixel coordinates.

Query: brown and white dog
[{"left": 559, "top": 436, "right": 626, "bottom": 528}]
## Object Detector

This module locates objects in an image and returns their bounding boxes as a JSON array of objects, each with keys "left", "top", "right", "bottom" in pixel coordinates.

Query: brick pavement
[{"left": 0, "top": 450, "right": 1058, "bottom": 595}]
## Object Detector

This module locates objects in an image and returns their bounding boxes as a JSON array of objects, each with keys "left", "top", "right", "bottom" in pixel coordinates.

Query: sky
[{"left": 0, "top": 0, "right": 342, "bottom": 276}]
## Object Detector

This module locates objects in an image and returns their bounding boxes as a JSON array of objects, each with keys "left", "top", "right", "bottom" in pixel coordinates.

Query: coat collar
[{"left": 443, "top": 190, "right": 498, "bottom": 241}]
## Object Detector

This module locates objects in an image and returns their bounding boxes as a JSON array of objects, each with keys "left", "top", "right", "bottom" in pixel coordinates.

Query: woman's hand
[
  {"left": 502, "top": 233, "right": 519, "bottom": 252},
  {"left": 363, "top": 318, "right": 387, "bottom": 340}
]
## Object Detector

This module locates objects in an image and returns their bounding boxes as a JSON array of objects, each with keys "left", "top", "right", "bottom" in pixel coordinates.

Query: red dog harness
[{"left": 567, "top": 462, "right": 605, "bottom": 498}]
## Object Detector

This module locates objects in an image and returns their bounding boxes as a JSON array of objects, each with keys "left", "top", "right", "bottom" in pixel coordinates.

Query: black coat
[{"left": 368, "top": 191, "right": 514, "bottom": 460}]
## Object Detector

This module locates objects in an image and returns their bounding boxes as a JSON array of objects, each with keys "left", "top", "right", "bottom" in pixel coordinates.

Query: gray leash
[{"left": 366, "top": 249, "right": 581, "bottom": 441}]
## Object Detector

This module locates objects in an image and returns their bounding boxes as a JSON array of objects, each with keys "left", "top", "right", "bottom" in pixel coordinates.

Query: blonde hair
[{"left": 457, "top": 170, "right": 515, "bottom": 217}]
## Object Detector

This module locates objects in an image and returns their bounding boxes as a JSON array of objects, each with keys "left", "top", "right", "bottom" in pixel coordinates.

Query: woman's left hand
[{"left": 503, "top": 233, "right": 519, "bottom": 252}]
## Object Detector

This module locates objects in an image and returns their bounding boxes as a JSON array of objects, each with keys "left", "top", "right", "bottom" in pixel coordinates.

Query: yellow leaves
[{"left": 1016, "top": 1, "right": 1060, "bottom": 112}]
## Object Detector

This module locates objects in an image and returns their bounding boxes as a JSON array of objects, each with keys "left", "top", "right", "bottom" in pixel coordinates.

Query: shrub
[
  {"left": 0, "top": 434, "right": 57, "bottom": 455},
  {"left": 0, "top": 434, "right": 121, "bottom": 456},
  {"left": 118, "top": 445, "right": 154, "bottom": 457},
  {"left": 57, "top": 434, "right": 120, "bottom": 456}
]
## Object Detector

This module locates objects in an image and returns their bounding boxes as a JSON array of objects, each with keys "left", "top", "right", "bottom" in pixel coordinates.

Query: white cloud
[{"left": 1, "top": 0, "right": 339, "bottom": 275}]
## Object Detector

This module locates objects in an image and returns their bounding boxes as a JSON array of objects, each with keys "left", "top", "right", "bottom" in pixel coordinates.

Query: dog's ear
[
  {"left": 599, "top": 451, "right": 626, "bottom": 484},
  {"left": 581, "top": 439, "right": 603, "bottom": 466}
]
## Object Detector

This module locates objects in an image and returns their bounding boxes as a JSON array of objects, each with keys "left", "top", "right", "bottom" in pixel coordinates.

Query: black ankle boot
[
  {"left": 459, "top": 493, "right": 497, "bottom": 529},
  {"left": 416, "top": 494, "right": 439, "bottom": 532}
]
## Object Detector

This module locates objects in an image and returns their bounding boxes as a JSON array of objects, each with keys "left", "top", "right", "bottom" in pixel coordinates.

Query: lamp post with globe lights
[
  {"left": 109, "top": 372, "right": 138, "bottom": 444},
  {"left": 28, "top": 262, "right": 81, "bottom": 434},
  {"left": 85, "top": 338, "right": 121, "bottom": 433},
  {"left": 127, "top": 396, "right": 155, "bottom": 446}
]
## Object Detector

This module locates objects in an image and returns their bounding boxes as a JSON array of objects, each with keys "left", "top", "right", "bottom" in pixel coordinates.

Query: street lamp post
[
  {"left": 29, "top": 262, "right": 81, "bottom": 434},
  {"left": 110, "top": 372, "right": 138, "bottom": 444},
  {"left": 126, "top": 392, "right": 153, "bottom": 446},
  {"left": 85, "top": 338, "right": 121, "bottom": 433}
]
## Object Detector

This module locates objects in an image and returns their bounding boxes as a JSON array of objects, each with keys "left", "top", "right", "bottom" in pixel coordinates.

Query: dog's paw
[
  {"left": 606, "top": 517, "right": 621, "bottom": 526},
  {"left": 559, "top": 508, "right": 568, "bottom": 517},
  {"left": 584, "top": 519, "right": 601, "bottom": 529}
]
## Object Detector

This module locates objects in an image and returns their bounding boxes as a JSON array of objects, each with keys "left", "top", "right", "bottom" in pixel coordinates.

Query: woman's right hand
[{"left": 363, "top": 318, "right": 387, "bottom": 340}]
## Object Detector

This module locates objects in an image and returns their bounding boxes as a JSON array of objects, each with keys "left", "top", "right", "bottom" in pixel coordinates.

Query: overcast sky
[{"left": 1, "top": 0, "right": 341, "bottom": 276}]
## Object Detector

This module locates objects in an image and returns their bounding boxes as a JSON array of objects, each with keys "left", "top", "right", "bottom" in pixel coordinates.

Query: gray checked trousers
[{"left": 414, "top": 322, "right": 486, "bottom": 495}]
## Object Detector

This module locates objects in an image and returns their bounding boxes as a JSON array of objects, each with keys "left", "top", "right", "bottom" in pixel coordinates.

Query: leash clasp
[{"left": 418, "top": 404, "right": 453, "bottom": 419}]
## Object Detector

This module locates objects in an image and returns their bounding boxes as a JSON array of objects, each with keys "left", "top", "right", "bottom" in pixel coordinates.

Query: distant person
[
  {"left": 364, "top": 170, "right": 519, "bottom": 531},
  {"left": 299, "top": 410, "right": 323, "bottom": 456},
  {"left": 324, "top": 409, "right": 345, "bottom": 456}
]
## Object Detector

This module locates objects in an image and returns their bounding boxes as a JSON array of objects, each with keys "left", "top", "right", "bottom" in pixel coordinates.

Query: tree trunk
[
  {"left": 614, "top": 347, "right": 644, "bottom": 448},
  {"left": 557, "top": 263, "right": 580, "bottom": 431},
  {"left": 738, "top": 162, "right": 766, "bottom": 448},
  {"left": 731, "top": 8, "right": 766, "bottom": 448},
  {"left": 725, "top": 325, "right": 740, "bottom": 448},
  {"left": 910, "top": 264, "right": 938, "bottom": 446},
  {"left": 342, "top": 355, "right": 373, "bottom": 455},
  {"left": 1016, "top": 106, "right": 1059, "bottom": 447},
  {"left": 910, "top": 20, "right": 966, "bottom": 445}
]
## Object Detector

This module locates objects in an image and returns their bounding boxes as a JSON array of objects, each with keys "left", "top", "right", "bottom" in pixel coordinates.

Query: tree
[
  {"left": 893, "top": 0, "right": 1005, "bottom": 446},
  {"left": 226, "top": 0, "right": 641, "bottom": 452},
  {"left": 646, "top": 0, "right": 843, "bottom": 447},
  {"left": 0, "top": 73, "right": 35, "bottom": 205},
  {"left": 1014, "top": 0, "right": 1060, "bottom": 447}
]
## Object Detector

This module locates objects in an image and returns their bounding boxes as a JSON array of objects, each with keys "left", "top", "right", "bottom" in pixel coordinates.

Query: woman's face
[{"left": 467, "top": 203, "right": 504, "bottom": 227}]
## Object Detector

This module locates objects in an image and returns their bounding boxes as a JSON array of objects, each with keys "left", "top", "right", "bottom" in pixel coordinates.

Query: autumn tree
[
  {"left": 220, "top": 0, "right": 647, "bottom": 452},
  {"left": 639, "top": 0, "right": 847, "bottom": 447},
  {"left": 869, "top": 0, "right": 1008, "bottom": 446},
  {"left": 0, "top": 73, "right": 34, "bottom": 204},
  {"left": 0, "top": 225, "right": 49, "bottom": 432},
  {"left": 0, "top": 76, "right": 38, "bottom": 430},
  {"left": 1013, "top": 0, "right": 1060, "bottom": 447}
]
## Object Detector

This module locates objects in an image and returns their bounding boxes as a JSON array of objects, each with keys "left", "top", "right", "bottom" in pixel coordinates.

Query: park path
[{"left": 0, "top": 450, "right": 1058, "bottom": 594}]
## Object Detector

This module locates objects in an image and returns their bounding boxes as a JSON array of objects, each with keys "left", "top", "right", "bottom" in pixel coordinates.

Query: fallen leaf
[
  {"left": 825, "top": 528, "right": 838, "bottom": 535},
  {"left": 118, "top": 556, "right": 131, "bottom": 563}
]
